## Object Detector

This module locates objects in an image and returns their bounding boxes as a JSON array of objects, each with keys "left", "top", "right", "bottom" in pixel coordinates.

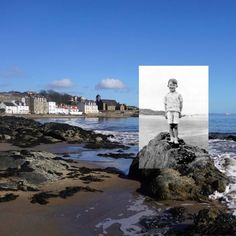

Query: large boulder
[
  {"left": 139, "top": 132, "right": 209, "bottom": 170},
  {"left": 129, "top": 132, "right": 228, "bottom": 201}
]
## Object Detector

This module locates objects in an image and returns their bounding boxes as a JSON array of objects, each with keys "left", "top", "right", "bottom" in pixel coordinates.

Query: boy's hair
[{"left": 168, "top": 78, "right": 178, "bottom": 87}]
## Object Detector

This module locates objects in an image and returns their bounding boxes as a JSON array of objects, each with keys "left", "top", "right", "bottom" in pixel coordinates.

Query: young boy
[{"left": 164, "top": 78, "right": 183, "bottom": 144}]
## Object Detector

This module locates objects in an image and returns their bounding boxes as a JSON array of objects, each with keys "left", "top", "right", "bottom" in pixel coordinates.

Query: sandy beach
[
  {"left": 0, "top": 142, "right": 85, "bottom": 153},
  {"left": 0, "top": 142, "right": 140, "bottom": 236},
  {"left": 0, "top": 169, "right": 140, "bottom": 236},
  {"left": 139, "top": 114, "right": 208, "bottom": 150},
  {"left": 0, "top": 170, "right": 225, "bottom": 236}
]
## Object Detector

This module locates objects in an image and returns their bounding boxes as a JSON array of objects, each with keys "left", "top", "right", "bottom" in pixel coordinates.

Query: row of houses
[
  {"left": 0, "top": 101, "right": 29, "bottom": 114},
  {"left": 0, "top": 94, "right": 127, "bottom": 115},
  {"left": 48, "top": 102, "right": 82, "bottom": 115},
  {"left": 0, "top": 98, "right": 83, "bottom": 115}
]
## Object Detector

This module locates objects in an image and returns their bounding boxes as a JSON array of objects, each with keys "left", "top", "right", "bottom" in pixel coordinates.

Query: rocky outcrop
[
  {"left": 187, "top": 209, "right": 236, "bottom": 235},
  {"left": 139, "top": 132, "right": 209, "bottom": 170},
  {"left": 128, "top": 132, "right": 228, "bottom": 201},
  {"left": 0, "top": 116, "right": 125, "bottom": 149},
  {"left": 0, "top": 149, "right": 124, "bottom": 193},
  {"left": 139, "top": 205, "right": 236, "bottom": 235},
  {"left": 0, "top": 150, "right": 70, "bottom": 191}
]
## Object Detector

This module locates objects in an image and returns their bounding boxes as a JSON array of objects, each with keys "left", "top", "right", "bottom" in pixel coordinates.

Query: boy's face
[{"left": 168, "top": 82, "right": 177, "bottom": 92}]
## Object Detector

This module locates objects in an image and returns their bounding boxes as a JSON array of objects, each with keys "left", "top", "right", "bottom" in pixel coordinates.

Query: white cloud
[
  {"left": 95, "top": 78, "right": 126, "bottom": 90},
  {"left": 48, "top": 79, "right": 73, "bottom": 89}
]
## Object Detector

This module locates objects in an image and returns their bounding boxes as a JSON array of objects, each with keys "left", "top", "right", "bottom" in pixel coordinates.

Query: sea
[
  {"left": 37, "top": 114, "right": 236, "bottom": 215},
  {"left": 37, "top": 117, "right": 138, "bottom": 175},
  {"left": 209, "top": 113, "right": 236, "bottom": 215}
]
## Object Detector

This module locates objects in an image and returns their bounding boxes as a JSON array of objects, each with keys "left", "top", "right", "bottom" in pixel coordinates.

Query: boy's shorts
[{"left": 167, "top": 111, "right": 179, "bottom": 124}]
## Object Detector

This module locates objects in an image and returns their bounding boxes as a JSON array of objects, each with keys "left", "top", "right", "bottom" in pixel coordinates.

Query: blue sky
[{"left": 0, "top": 0, "right": 236, "bottom": 113}]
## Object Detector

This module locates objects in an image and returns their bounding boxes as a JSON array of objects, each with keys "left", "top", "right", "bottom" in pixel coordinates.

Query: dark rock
[
  {"left": 78, "top": 166, "right": 124, "bottom": 176},
  {"left": 0, "top": 150, "right": 69, "bottom": 191},
  {"left": 0, "top": 116, "right": 124, "bottom": 149},
  {"left": 80, "top": 175, "right": 104, "bottom": 183},
  {"left": 184, "top": 209, "right": 236, "bottom": 235},
  {"left": 0, "top": 193, "right": 19, "bottom": 202},
  {"left": 139, "top": 206, "right": 236, "bottom": 236},
  {"left": 20, "top": 149, "right": 33, "bottom": 156},
  {"left": 78, "top": 167, "right": 94, "bottom": 175},
  {"left": 42, "top": 122, "right": 110, "bottom": 146},
  {"left": 139, "top": 132, "right": 209, "bottom": 170},
  {"left": 40, "top": 135, "right": 61, "bottom": 144},
  {"left": 209, "top": 132, "right": 236, "bottom": 141},
  {"left": 53, "top": 156, "right": 77, "bottom": 163},
  {"left": 167, "top": 207, "right": 186, "bottom": 222},
  {"left": 128, "top": 132, "right": 228, "bottom": 201},
  {"left": 102, "top": 167, "right": 124, "bottom": 176},
  {"left": 59, "top": 186, "right": 102, "bottom": 199},
  {"left": 97, "top": 152, "right": 135, "bottom": 159},
  {"left": 84, "top": 142, "right": 128, "bottom": 150},
  {"left": 141, "top": 169, "right": 198, "bottom": 201},
  {"left": 31, "top": 192, "right": 58, "bottom": 205},
  {"left": 20, "top": 161, "right": 34, "bottom": 172},
  {"left": 31, "top": 186, "right": 103, "bottom": 204}
]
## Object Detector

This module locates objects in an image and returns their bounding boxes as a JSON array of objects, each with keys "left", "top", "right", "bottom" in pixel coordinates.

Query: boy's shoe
[
  {"left": 174, "top": 138, "right": 179, "bottom": 144},
  {"left": 168, "top": 137, "right": 174, "bottom": 143}
]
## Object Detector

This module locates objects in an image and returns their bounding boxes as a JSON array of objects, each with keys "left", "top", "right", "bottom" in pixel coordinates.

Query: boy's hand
[
  {"left": 179, "top": 113, "right": 182, "bottom": 118},
  {"left": 165, "top": 113, "right": 168, "bottom": 119}
]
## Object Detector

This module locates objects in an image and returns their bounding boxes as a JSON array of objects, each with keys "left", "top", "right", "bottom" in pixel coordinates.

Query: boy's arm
[
  {"left": 179, "top": 94, "right": 183, "bottom": 117},
  {"left": 164, "top": 96, "right": 167, "bottom": 119},
  {"left": 180, "top": 101, "right": 183, "bottom": 112}
]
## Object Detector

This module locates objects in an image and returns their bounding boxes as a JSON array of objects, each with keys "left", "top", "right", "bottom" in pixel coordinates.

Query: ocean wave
[
  {"left": 209, "top": 143, "right": 236, "bottom": 215},
  {"left": 96, "top": 195, "right": 157, "bottom": 236},
  {"left": 94, "top": 130, "right": 138, "bottom": 145},
  {"left": 209, "top": 139, "right": 236, "bottom": 156}
]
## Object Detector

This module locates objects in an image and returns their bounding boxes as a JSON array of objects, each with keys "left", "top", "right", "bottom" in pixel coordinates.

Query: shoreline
[{"left": 0, "top": 110, "right": 138, "bottom": 119}]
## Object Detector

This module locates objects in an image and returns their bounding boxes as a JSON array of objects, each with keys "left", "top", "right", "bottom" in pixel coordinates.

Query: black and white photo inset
[{"left": 139, "top": 66, "right": 208, "bottom": 169}]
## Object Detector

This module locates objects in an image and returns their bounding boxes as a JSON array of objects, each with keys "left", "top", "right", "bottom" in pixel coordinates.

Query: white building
[
  {"left": 48, "top": 101, "right": 57, "bottom": 114},
  {"left": 68, "top": 105, "right": 82, "bottom": 115},
  {"left": 0, "top": 102, "right": 18, "bottom": 114},
  {"left": 56, "top": 105, "right": 69, "bottom": 115},
  {"left": 0, "top": 101, "right": 29, "bottom": 114},
  {"left": 14, "top": 101, "right": 29, "bottom": 114},
  {"left": 78, "top": 100, "right": 99, "bottom": 114},
  {"left": 48, "top": 102, "right": 82, "bottom": 115}
]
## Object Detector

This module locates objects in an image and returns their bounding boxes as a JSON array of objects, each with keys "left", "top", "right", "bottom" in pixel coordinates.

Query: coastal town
[{"left": 0, "top": 91, "right": 138, "bottom": 116}]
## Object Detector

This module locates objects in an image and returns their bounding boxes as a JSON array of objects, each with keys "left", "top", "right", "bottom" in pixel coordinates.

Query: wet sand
[
  {"left": 0, "top": 142, "right": 140, "bottom": 235},
  {"left": 0, "top": 142, "right": 83, "bottom": 153},
  {"left": 0, "top": 173, "right": 225, "bottom": 236},
  {"left": 0, "top": 174, "right": 140, "bottom": 236}
]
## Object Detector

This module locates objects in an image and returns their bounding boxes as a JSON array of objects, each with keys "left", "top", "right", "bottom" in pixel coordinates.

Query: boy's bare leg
[
  {"left": 173, "top": 124, "right": 179, "bottom": 144},
  {"left": 173, "top": 124, "right": 178, "bottom": 137},
  {"left": 169, "top": 124, "right": 174, "bottom": 142}
]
